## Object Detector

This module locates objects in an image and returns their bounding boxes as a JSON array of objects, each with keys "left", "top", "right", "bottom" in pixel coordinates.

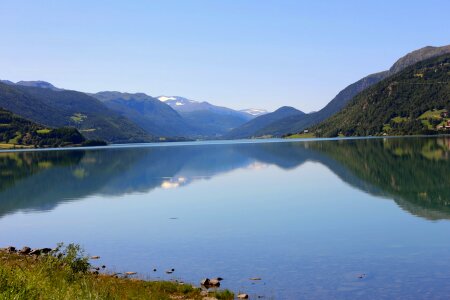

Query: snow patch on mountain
[
  {"left": 158, "top": 96, "right": 177, "bottom": 102},
  {"left": 240, "top": 108, "right": 268, "bottom": 116}
]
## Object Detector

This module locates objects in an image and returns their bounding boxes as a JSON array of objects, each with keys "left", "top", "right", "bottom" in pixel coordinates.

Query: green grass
[
  {"left": 0, "top": 244, "right": 234, "bottom": 300},
  {"left": 391, "top": 116, "right": 409, "bottom": 123},
  {"left": 418, "top": 109, "right": 448, "bottom": 129},
  {"left": 80, "top": 128, "right": 97, "bottom": 132},
  {"left": 382, "top": 123, "right": 392, "bottom": 132},
  {"left": 0, "top": 143, "right": 33, "bottom": 149},
  {"left": 8, "top": 132, "right": 22, "bottom": 144},
  {"left": 285, "top": 132, "right": 316, "bottom": 139},
  {"left": 420, "top": 119, "right": 433, "bottom": 129},
  {"left": 36, "top": 129, "right": 52, "bottom": 134},
  {"left": 418, "top": 109, "right": 446, "bottom": 120},
  {"left": 0, "top": 143, "right": 16, "bottom": 149},
  {"left": 70, "top": 113, "right": 87, "bottom": 123}
]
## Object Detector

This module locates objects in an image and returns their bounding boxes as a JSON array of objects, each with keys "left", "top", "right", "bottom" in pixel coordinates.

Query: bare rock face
[{"left": 388, "top": 45, "right": 450, "bottom": 76}]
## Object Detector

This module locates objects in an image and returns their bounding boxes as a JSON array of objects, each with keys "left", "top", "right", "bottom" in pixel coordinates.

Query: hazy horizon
[{"left": 1, "top": 0, "right": 449, "bottom": 112}]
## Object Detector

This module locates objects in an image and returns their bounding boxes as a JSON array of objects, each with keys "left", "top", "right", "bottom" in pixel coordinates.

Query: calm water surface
[{"left": 1, "top": 137, "right": 450, "bottom": 299}]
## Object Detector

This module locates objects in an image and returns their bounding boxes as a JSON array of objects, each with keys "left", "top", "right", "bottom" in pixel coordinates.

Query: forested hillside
[{"left": 312, "top": 54, "right": 450, "bottom": 137}]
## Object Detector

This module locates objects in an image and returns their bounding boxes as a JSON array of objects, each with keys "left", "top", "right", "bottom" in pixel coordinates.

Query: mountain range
[
  {"left": 0, "top": 81, "right": 153, "bottom": 143},
  {"left": 229, "top": 45, "right": 450, "bottom": 138},
  {"left": 157, "top": 96, "right": 258, "bottom": 136},
  {"left": 225, "top": 106, "right": 304, "bottom": 139},
  {"left": 0, "top": 81, "right": 267, "bottom": 142},
  {"left": 0, "top": 44, "right": 449, "bottom": 146}
]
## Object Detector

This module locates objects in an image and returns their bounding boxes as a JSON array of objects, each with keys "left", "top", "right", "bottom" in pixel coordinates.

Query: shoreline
[
  {"left": 1, "top": 134, "right": 449, "bottom": 154},
  {"left": 0, "top": 244, "right": 238, "bottom": 299}
]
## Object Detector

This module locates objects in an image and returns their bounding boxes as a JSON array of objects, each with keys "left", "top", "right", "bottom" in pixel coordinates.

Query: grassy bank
[{"left": 0, "top": 244, "right": 233, "bottom": 300}]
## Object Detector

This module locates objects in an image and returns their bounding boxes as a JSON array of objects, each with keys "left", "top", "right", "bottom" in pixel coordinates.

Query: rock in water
[
  {"left": 209, "top": 278, "right": 221, "bottom": 287},
  {"left": 238, "top": 294, "right": 249, "bottom": 299},
  {"left": 200, "top": 278, "right": 210, "bottom": 286}
]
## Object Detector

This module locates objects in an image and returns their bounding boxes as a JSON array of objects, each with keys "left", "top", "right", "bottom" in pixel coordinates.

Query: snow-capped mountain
[
  {"left": 239, "top": 108, "right": 268, "bottom": 117},
  {"left": 157, "top": 96, "right": 267, "bottom": 117},
  {"left": 157, "top": 95, "right": 243, "bottom": 115},
  {"left": 157, "top": 95, "right": 255, "bottom": 136}
]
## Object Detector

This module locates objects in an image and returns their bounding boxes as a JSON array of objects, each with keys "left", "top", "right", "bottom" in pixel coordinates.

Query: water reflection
[{"left": 1, "top": 137, "right": 449, "bottom": 220}]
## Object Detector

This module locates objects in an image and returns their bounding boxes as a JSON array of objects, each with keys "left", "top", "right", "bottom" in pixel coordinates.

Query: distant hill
[
  {"left": 92, "top": 91, "right": 197, "bottom": 138},
  {"left": 311, "top": 53, "right": 450, "bottom": 137},
  {"left": 15, "top": 80, "right": 62, "bottom": 91},
  {"left": 225, "top": 106, "right": 304, "bottom": 139},
  {"left": 0, "top": 82, "right": 152, "bottom": 143},
  {"left": 0, "top": 108, "right": 86, "bottom": 148},
  {"left": 249, "top": 45, "right": 450, "bottom": 137},
  {"left": 158, "top": 96, "right": 253, "bottom": 136}
]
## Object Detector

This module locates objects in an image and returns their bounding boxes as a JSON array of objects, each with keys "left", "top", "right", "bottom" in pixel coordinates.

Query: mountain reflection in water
[{"left": 0, "top": 136, "right": 449, "bottom": 220}]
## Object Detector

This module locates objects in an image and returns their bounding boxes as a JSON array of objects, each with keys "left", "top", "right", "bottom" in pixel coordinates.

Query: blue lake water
[{"left": 1, "top": 137, "right": 450, "bottom": 299}]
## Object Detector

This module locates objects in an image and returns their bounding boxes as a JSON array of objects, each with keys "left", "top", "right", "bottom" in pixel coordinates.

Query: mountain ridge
[
  {"left": 0, "top": 82, "right": 153, "bottom": 143},
  {"left": 225, "top": 106, "right": 304, "bottom": 139},
  {"left": 244, "top": 44, "right": 450, "bottom": 137},
  {"left": 311, "top": 53, "right": 450, "bottom": 137}
]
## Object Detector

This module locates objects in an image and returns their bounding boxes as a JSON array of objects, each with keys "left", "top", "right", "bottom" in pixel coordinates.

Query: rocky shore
[{"left": 0, "top": 244, "right": 237, "bottom": 300}]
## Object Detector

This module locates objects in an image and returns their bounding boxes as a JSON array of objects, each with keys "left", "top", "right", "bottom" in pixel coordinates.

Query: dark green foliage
[
  {"left": 306, "top": 137, "right": 450, "bottom": 218},
  {"left": 0, "top": 108, "right": 86, "bottom": 147},
  {"left": 81, "top": 139, "right": 108, "bottom": 147},
  {"left": 313, "top": 54, "right": 450, "bottom": 137},
  {"left": 52, "top": 243, "right": 90, "bottom": 274},
  {"left": 38, "top": 127, "right": 85, "bottom": 147}
]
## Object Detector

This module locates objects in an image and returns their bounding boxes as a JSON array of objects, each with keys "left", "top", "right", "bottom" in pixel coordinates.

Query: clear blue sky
[{"left": 0, "top": 0, "right": 449, "bottom": 112}]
